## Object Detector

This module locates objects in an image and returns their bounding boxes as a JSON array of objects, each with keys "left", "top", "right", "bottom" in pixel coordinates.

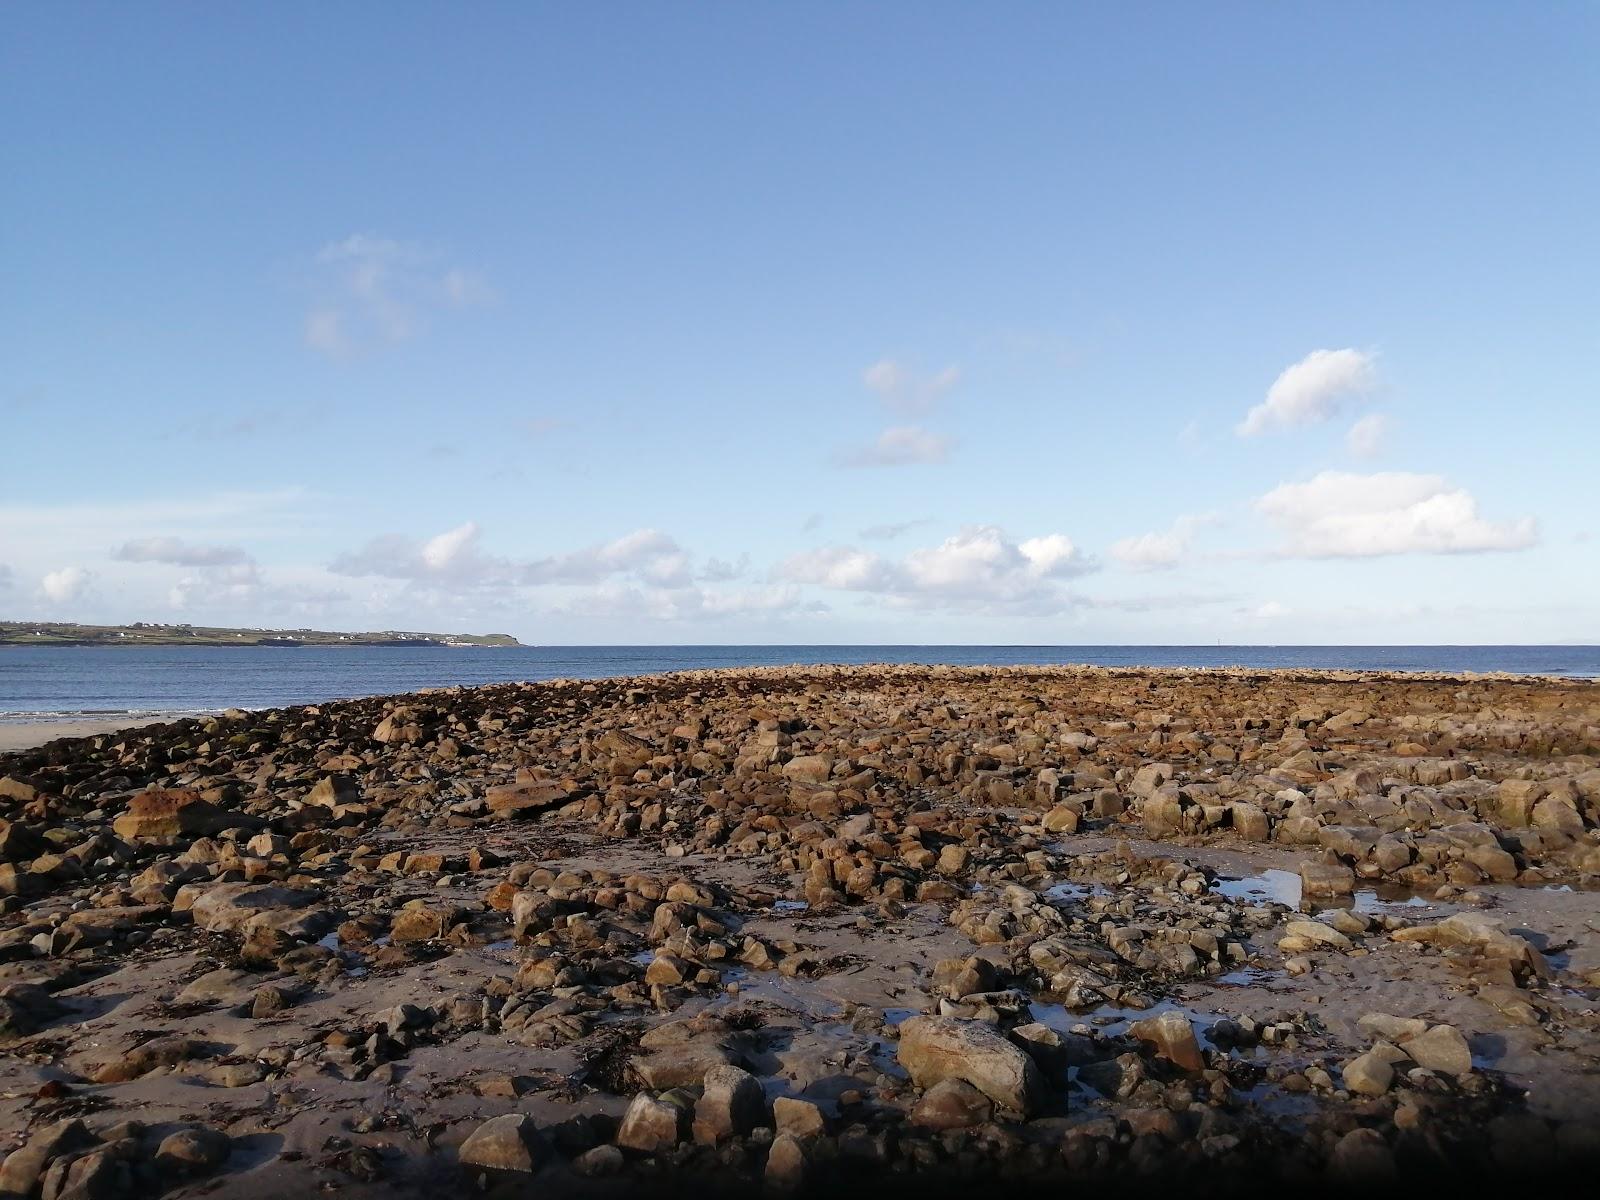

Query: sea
[{"left": 0, "top": 644, "right": 1596, "bottom": 723}]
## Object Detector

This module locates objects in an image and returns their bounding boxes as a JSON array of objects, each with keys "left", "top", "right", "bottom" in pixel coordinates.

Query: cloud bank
[{"left": 1255, "top": 471, "right": 1537, "bottom": 557}]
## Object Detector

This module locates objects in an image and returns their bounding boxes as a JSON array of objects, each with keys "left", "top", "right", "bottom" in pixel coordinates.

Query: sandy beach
[{"left": 0, "top": 716, "right": 189, "bottom": 753}]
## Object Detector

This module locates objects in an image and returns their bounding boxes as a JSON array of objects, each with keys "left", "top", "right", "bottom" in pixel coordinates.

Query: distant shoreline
[
  {"left": 0, "top": 621, "right": 520, "bottom": 649},
  {"left": 0, "top": 641, "right": 516, "bottom": 649}
]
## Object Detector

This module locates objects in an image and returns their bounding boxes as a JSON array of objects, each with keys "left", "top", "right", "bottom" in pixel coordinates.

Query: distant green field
[{"left": 0, "top": 622, "right": 520, "bottom": 648}]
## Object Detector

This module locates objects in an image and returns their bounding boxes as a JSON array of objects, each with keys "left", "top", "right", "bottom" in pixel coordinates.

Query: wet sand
[{"left": 0, "top": 716, "right": 180, "bottom": 753}]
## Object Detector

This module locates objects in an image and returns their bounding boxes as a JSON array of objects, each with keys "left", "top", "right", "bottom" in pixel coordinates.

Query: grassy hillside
[{"left": 0, "top": 621, "right": 520, "bottom": 647}]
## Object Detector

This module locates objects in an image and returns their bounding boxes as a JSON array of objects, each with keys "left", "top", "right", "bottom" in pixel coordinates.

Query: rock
[
  {"left": 632, "top": 1036, "right": 743, "bottom": 1089},
  {"left": 896, "top": 1015, "right": 1044, "bottom": 1115},
  {"left": 1128, "top": 1009, "right": 1204, "bottom": 1072},
  {"left": 0, "top": 777, "right": 37, "bottom": 804},
  {"left": 94, "top": 1036, "right": 212, "bottom": 1082},
  {"left": 765, "top": 1133, "right": 807, "bottom": 1192},
  {"left": 1298, "top": 859, "right": 1355, "bottom": 897},
  {"left": 1357, "top": 1013, "right": 1428, "bottom": 1042},
  {"left": 616, "top": 1093, "right": 685, "bottom": 1153},
  {"left": 0, "top": 1119, "right": 96, "bottom": 1196},
  {"left": 1230, "top": 802, "right": 1270, "bottom": 841},
  {"left": 782, "top": 755, "right": 834, "bottom": 785},
  {"left": 390, "top": 905, "right": 460, "bottom": 942},
  {"left": 177, "top": 968, "right": 257, "bottom": 1007},
  {"left": 154, "top": 1126, "right": 231, "bottom": 1172},
  {"left": 301, "top": 775, "right": 356, "bottom": 808},
  {"left": 183, "top": 882, "right": 319, "bottom": 933},
  {"left": 1391, "top": 912, "right": 1542, "bottom": 970},
  {"left": 0, "top": 819, "right": 43, "bottom": 862},
  {"left": 1130, "top": 763, "right": 1172, "bottom": 798},
  {"left": 910, "top": 1078, "right": 994, "bottom": 1129},
  {"left": 1402, "top": 1024, "right": 1473, "bottom": 1076},
  {"left": 48, "top": 1148, "right": 122, "bottom": 1199},
  {"left": 772, "top": 1097, "right": 826, "bottom": 1139},
  {"left": 1341, "top": 1049, "right": 1396, "bottom": 1096},
  {"left": 112, "top": 789, "right": 240, "bottom": 839},
  {"left": 485, "top": 781, "right": 569, "bottom": 819},
  {"left": 1042, "top": 805, "right": 1080, "bottom": 834},
  {"left": 572, "top": 1145, "right": 624, "bottom": 1177},
  {"left": 693, "top": 1064, "right": 765, "bottom": 1143},
  {"left": 1281, "top": 919, "right": 1353, "bottom": 951},
  {"left": 457, "top": 1113, "right": 542, "bottom": 1173},
  {"left": 1327, "top": 1127, "right": 1395, "bottom": 1182}
]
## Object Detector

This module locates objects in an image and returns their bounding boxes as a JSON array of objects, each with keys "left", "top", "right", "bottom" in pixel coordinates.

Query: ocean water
[{"left": 0, "top": 644, "right": 1595, "bottom": 721}]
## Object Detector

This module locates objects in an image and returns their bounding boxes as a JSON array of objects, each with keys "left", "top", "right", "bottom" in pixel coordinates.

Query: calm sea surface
[{"left": 0, "top": 644, "right": 1596, "bottom": 721}]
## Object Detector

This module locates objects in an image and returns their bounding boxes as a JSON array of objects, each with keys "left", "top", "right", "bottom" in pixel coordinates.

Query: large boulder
[
  {"left": 112, "top": 789, "right": 243, "bottom": 840},
  {"left": 895, "top": 1016, "right": 1044, "bottom": 1116},
  {"left": 485, "top": 781, "right": 570, "bottom": 819},
  {"left": 180, "top": 882, "right": 322, "bottom": 934}
]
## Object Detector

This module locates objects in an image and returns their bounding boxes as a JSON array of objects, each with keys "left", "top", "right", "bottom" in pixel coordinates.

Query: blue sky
[{"left": 2, "top": 3, "right": 1596, "bottom": 643}]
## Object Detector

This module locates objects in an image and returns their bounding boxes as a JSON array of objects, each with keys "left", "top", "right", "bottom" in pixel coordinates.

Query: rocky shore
[{"left": 1, "top": 664, "right": 1598, "bottom": 1197}]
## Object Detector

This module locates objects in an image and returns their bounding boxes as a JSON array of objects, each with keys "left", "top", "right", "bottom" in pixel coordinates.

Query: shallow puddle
[
  {"left": 1213, "top": 869, "right": 1301, "bottom": 906},
  {"left": 1213, "top": 868, "right": 1441, "bottom": 916},
  {"left": 1045, "top": 881, "right": 1111, "bottom": 903}
]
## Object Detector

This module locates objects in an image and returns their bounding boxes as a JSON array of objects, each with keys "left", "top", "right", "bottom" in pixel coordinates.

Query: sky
[{"left": 2, "top": 3, "right": 1597, "bottom": 645}]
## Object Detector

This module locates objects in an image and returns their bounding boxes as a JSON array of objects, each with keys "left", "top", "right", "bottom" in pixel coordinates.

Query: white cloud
[
  {"left": 304, "top": 234, "right": 488, "bottom": 358},
  {"left": 420, "top": 522, "right": 480, "bottom": 571},
  {"left": 1109, "top": 514, "right": 1216, "bottom": 570},
  {"left": 1255, "top": 471, "right": 1537, "bottom": 557},
  {"left": 113, "top": 537, "right": 252, "bottom": 567},
  {"left": 779, "top": 547, "right": 898, "bottom": 592},
  {"left": 330, "top": 524, "right": 697, "bottom": 591},
  {"left": 552, "top": 582, "right": 821, "bottom": 623},
  {"left": 330, "top": 523, "right": 506, "bottom": 584},
  {"left": 863, "top": 359, "right": 961, "bottom": 415},
  {"left": 1346, "top": 412, "right": 1389, "bottom": 458},
  {"left": 1253, "top": 600, "right": 1291, "bottom": 619},
  {"left": 841, "top": 425, "right": 952, "bottom": 468},
  {"left": 699, "top": 554, "right": 749, "bottom": 582},
  {"left": 1237, "top": 348, "right": 1376, "bottom": 436},
  {"left": 40, "top": 567, "right": 93, "bottom": 604},
  {"left": 0, "top": 564, "right": 13, "bottom": 592},
  {"left": 525, "top": 529, "right": 688, "bottom": 585},
  {"left": 779, "top": 525, "right": 1093, "bottom": 613}
]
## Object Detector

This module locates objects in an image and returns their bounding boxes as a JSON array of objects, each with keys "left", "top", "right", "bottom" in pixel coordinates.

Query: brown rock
[{"left": 896, "top": 1015, "right": 1044, "bottom": 1115}]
